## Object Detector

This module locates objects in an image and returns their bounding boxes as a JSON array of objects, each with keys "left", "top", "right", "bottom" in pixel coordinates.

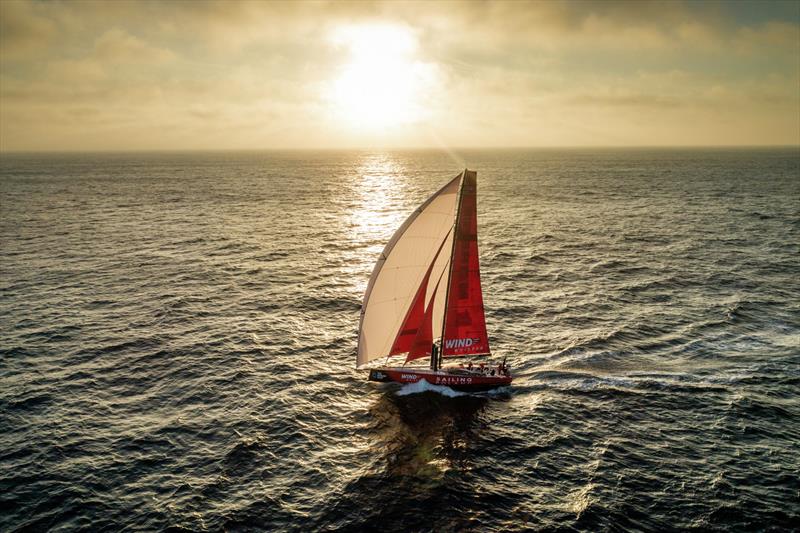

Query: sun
[{"left": 330, "top": 24, "right": 435, "bottom": 131}]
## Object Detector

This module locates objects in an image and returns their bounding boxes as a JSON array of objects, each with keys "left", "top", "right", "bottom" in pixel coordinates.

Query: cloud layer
[{"left": 1, "top": 0, "right": 798, "bottom": 150}]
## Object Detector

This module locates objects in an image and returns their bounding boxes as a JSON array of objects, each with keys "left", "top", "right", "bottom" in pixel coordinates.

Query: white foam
[{"left": 395, "top": 380, "right": 467, "bottom": 397}]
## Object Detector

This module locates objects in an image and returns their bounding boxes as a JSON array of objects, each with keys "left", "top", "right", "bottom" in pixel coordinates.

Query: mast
[{"left": 436, "top": 169, "right": 467, "bottom": 371}]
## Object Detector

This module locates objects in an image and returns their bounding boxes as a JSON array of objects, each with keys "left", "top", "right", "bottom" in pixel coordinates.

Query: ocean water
[{"left": 1, "top": 148, "right": 799, "bottom": 532}]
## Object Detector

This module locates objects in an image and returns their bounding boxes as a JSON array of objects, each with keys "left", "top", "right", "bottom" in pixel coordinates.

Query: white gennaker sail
[
  {"left": 356, "top": 174, "right": 459, "bottom": 368},
  {"left": 356, "top": 169, "right": 492, "bottom": 370}
]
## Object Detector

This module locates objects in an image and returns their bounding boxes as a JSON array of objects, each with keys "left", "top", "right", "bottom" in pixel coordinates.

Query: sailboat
[{"left": 356, "top": 169, "right": 512, "bottom": 392}]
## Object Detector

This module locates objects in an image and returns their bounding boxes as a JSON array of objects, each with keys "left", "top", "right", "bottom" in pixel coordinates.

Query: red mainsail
[{"left": 442, "top": 170, "right": 490, "bottom": 357}]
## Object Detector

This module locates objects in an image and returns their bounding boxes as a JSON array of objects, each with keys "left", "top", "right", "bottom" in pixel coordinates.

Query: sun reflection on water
[
  {"left": 347, "top": 154, "right": 408, "bottom": 242},
  {"left": 342, "top": 153, "right": 411, "bottom": 296}
]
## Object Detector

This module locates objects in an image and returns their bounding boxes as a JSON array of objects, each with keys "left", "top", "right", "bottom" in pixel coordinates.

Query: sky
[{"left": 0, "top": 0, "right": 798, "bottom": 151}]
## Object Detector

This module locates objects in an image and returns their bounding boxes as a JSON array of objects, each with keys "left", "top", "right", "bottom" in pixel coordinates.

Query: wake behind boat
[{"left": 356, "top": 169, "right": 512, "bottom": 392}]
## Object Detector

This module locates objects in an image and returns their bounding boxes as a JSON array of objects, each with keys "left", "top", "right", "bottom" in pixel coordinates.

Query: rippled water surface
[{"left": 1, "top": 148, "right": 799, "bottom": 531}]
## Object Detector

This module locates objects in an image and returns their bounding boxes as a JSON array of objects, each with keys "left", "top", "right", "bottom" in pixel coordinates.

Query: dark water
[{"left": 1, "top": 148, "right": 799, "bottom": 532}]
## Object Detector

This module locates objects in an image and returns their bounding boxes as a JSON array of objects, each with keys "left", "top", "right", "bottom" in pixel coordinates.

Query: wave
[
  {"left": 3, "top": 149, "right": 799, "bottom": 532},
  {"left": 395, "top": 380, "right": 468, "bottom": 397}
]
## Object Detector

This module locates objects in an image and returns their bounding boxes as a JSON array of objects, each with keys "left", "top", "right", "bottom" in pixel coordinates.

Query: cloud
[
  {"left": 733, "top": 21, "right": 800, "bottom": 56},
  {"left": 570, "top": 91, "right": 680, "bottom": 109},
  {"left": 45, "top": 58, "right": 107, "bottom": 85},
  {"left": 0, "top": 0, "right": 798, "bottom": 150},
  {"left": 93, "top": 28, "right": 177, "bottom": 64},
  {"left": 0, "top": 0, "right": 56, "bottom": 60}
]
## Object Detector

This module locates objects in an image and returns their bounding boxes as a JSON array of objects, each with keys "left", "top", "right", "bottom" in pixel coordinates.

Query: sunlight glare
[{"left": 331, "top": 24, "right": 435, "bottom": 131}]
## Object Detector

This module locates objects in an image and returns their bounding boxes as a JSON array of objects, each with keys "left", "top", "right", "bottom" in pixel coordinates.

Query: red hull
[{"left": 368, "top": 367, "right": 512, "bottom": 392}]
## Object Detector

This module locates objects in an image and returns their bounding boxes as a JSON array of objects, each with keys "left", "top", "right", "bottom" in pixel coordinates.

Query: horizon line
[{"left": 2, "top": 144, "right": 799, "bottom": 155}]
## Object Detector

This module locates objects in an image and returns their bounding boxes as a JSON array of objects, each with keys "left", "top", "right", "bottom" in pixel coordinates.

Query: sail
[
  {"left": 441, "top": 170, "right": 490, "bottom": 357},
  {"left": 389, "top": 228, "right": 451, "bottom": 356},
  {"left": 388, "top": 268, "right": 429, "bottom": 356},
  {"left": 405, "top": 277, "right": 441, "bottom": 363},
  {"left": 357, "top": 173, "right": 462, "bottom": 368}
]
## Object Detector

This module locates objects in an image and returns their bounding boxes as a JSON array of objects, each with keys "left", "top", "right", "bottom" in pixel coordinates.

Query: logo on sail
[{"left": 444, "top": 338, "right": 480, "bottom": 349}]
